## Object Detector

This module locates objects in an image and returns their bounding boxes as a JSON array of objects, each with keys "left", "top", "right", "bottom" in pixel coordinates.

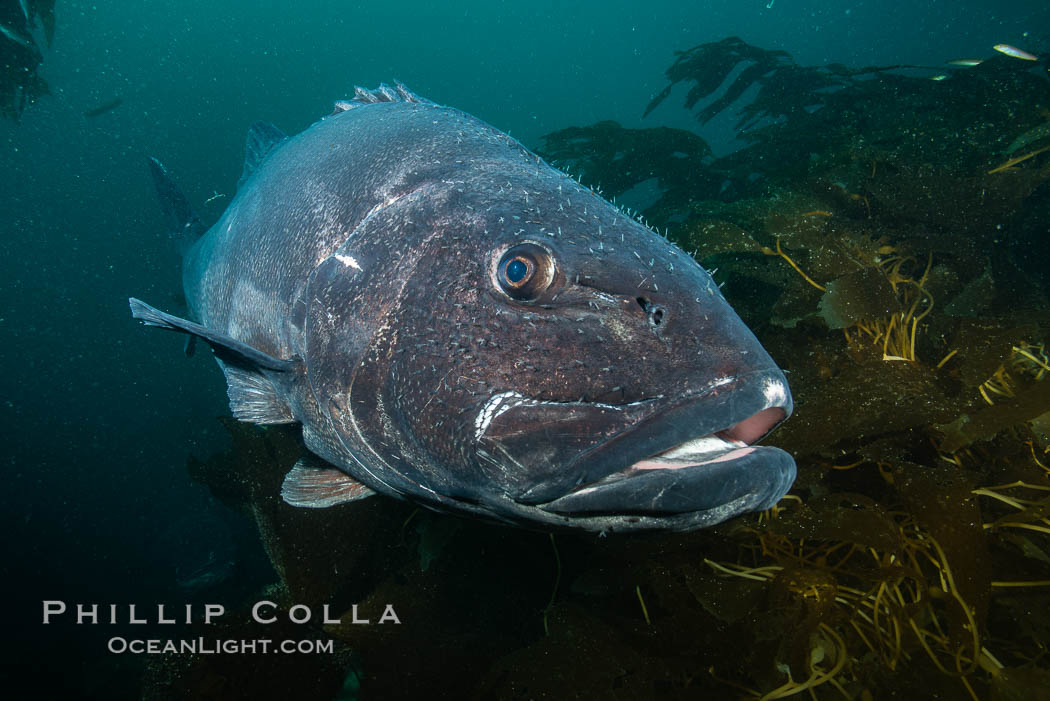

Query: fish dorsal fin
[
  {"left": 281, "top": 458, "right": 377, "bottom": 508},
  {"left": 331, "top": 82, "right": 433, "bottom": 115},
  {"left": 147, "top": 157, "right": 205, "bottom": 257},
  {"left": 239, "top": 121, "right": 288, "bottom": 188}
]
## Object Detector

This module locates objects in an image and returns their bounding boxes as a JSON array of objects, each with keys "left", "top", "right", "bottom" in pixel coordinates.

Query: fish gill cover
[{"left": 138, "top": 38, "right": 1050, "bottom": 700}]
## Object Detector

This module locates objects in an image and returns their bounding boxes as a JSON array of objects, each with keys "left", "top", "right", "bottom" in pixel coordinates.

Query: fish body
[
  {"left": 131, "top": 84, "right": 795, "bottom": 533},
  {"left": 946, "top": 58, "right": 983, "bottom": 67},
  {"left": 993, "top": 44, "right": 1038, "bottom": 61},
  {"left": 84, "top": 97, "right": 123, "bottom": 118}
]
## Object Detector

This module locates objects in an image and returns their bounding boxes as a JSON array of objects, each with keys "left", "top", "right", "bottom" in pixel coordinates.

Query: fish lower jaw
[
  {"left": 592, "top": 404, "right": 786, "bottom": 482},
  {"left": 525, "top": 392, "right": 796, "bottom": 524},
  {"left": 631, "top": 434, "right": 752, "bottom": 471}
]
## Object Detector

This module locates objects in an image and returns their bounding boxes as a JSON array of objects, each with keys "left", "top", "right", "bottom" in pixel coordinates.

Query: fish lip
[
  {"left": 537, "top": 443, "right": 795, "bottom": 517},
  {"left": 570, "top": 369, "right": 791, "bottom": 468},
  {"left": 519, "top": 368, "right": 795, "bottom": 515}
]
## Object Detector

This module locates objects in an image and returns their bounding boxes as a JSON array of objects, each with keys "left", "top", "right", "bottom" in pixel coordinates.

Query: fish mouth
[
  {"left": 474, "top": 369, "right": 796, "bottom": 531},
  {"left": 537, "top": 405, "right": 795, "bottom": 519}
]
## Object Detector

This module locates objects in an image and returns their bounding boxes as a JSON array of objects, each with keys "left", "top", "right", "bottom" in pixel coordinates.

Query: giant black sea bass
[{"left": 130, "top": 84, "right": 795, "bottom": 533}]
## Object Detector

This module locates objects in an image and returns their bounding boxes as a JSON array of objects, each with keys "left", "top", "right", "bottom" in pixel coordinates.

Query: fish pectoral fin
[
  {"left": 280, "top": 459, "right": 377, "bottom": 508},
  {"left": 219, "top": 361, "right": 295, "bottom": 425},
  {"left": 129, "top": 298, "right": 295, "bottom": 372}
]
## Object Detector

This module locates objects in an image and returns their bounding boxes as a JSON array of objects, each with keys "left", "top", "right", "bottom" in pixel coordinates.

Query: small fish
[
  {"left": 930, "top": 74, "right": 948, "bottom": 81},
  {"left": 946, "top": 58, "right": 983, "bottom": 67},
  {"left": 84, "top": 97, "right": 123, "bottom": 118},
  {"left": 993, "top": 44, "right": 1038, "bottom": 61}
]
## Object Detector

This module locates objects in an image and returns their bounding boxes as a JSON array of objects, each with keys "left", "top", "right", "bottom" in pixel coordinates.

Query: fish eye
[{"left": 495, "top": 243, "right": 555, "bottom": 301}]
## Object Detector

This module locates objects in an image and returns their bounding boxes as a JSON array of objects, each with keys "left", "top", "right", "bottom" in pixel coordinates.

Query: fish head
[{"left": 304, "top": 168, "right": 794, "bottom": 532}]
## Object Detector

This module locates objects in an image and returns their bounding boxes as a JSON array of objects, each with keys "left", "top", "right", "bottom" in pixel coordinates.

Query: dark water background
[{"left": 2, "top": 0, "right": 1047, "bottom": 695}]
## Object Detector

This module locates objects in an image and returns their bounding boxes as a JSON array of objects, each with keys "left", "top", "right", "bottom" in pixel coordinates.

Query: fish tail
[{"left": 146, "top": 157, "right": 205, "bottom": 258}]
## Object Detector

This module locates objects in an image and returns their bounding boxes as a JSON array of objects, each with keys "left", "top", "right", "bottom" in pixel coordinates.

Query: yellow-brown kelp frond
[
  {"left": 845, "top": 253, "right": 934, "bottom": 362},
  {"left": 978, "top": 342, "right": 1049, "bottom": 405},
  {"left": 761, "top": 237, "right": 827, "bottom": 292},
  {"left": 975, "top": 481, "right": 1050, "bottom": 556},
  {"left": 704, "top": 497, "right": 997, "bottom": 700},
  {"left": 988, "top": 145, "right": 1050, "bottom": 174}
]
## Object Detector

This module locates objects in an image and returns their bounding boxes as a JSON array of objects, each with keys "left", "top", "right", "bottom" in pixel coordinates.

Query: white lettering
[
  {"left": 42, "top": 600, "right": 66, "bottom": 624},
  {"left": 204, "top": 604, "right": 225, "bottom": 624},
  {"left": 253, "top": 600, "right": 277, "bottom": 624},
  {"left": 350, "top": 605, "right": 369, "bottom": 624},
  {"left": 77, "top": 604, "right": 98, "bottom": 624},
  {"left": 41, "top": 600, "right": 65, "bottom": 621},
  {"left": 289, "top": 605, "right": 311, "bottom": 624},
  {"left": 379, "top": 605, "right": 401, "bottom": 624}
]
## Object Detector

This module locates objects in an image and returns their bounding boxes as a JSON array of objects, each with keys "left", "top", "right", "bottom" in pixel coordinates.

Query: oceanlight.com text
[{"left": 107, "top": 637, "right": 335, "bottom": 655}]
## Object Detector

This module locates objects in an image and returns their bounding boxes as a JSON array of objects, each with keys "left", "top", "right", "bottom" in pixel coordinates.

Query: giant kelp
[
  {"left": 540, "top": 120, "right": 722, "bottom": 226},
  {"left": 0, "top": 0, "right": 55, "bottom": 120},
  {"left": 643, "top": 36, "right": 1050, "bottom": 183},
  {"left": 643, "top": 36, "right": 905, "bottom": 132},
  {"left": 564, "top": 35, "right": 1050, "bottom": 236}
]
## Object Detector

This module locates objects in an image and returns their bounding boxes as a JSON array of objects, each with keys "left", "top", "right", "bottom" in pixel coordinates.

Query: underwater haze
[{"left": 4, "top": 0, "right": 1050, "bottom": 698}]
